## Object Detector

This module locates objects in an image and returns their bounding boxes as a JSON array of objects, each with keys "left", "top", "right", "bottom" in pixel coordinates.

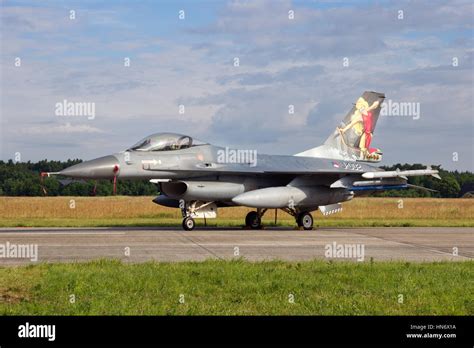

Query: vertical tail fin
[
  {"left": 296, "top": 91, "right": 385, "bottom": 162},
  {"left": 326, "top": 91, "right": 385, "bottom": 162}
]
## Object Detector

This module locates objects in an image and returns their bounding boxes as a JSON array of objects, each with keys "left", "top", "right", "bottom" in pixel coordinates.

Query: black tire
[
  {"left": 245, "top": 211, "right": 262, "bottom": 229},
  {"left": 182, "top": 217, "right": 195, "bottom": 231},
  {"left": 297, "top": 212, "right": 313, "bottom": 230},
  {"left": 296, "top": 216, "right": 303, "bottom": 227}
]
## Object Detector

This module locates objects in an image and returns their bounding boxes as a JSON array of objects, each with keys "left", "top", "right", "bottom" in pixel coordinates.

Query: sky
[{"left": 1, "top": 0, "right": 473, "bottom": 171}]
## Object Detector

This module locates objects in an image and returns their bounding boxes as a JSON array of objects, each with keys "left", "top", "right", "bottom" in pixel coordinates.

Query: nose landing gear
[
  {"left": 182, "top": 216, "right": 195, "bottom": 231},
  {"left": 180, "top": 200, "right": 216, "bottom": 231}
]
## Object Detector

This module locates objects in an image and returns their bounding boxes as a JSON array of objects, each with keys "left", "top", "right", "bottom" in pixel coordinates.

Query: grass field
[
  {"left": 1, "top": 197, "right": 471, "bottom": 316},
  {"left": 0, "top": 196, "right": 472, "bottom": 227},
  {"left": 0, "top": 259, "right": 472, "bottom": 315}
]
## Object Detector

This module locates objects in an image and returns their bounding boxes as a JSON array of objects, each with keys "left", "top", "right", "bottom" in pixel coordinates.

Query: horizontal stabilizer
[{"left": 406, "top": 184, "right": 439, "bottom": 192}]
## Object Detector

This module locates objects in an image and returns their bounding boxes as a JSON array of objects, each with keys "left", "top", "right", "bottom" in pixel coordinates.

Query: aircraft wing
[
  {"left": 142, "top": 154, "right": 378, "bottom": 176},
  {"left": 141, "top": 154, "right": 440, "bottom": 192}
]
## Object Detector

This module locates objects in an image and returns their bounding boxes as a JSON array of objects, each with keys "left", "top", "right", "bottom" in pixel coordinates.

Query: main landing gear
[
  {"left": 245, "top": 210, "right": 265, "bottom": 229},
  {"left": 244, "top": 208, "right": 314, "bottom": 230},
  {"left": 281, "top": 207, "right": 314, "bottom": 230},
  {"left": 296, "top": 212, "right": 313, "bottom": 230}
]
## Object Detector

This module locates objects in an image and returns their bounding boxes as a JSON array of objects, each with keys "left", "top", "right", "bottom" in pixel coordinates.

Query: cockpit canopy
[{"left": 127, "top": 133, "right": 207, "bottom": 152}]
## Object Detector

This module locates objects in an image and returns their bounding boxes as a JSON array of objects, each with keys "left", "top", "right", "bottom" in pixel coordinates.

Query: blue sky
[{"left": 1, "top": 0, "right": 473, "bottom": 170}]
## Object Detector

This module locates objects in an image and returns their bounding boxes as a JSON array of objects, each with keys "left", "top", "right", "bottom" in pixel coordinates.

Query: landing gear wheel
[
  {"left": 245, "top": 211, "right": 262, "bottom": 229},
  {"left": 297, "top": 212, "right": 313, "bottom": 230},
  {"left": 182, "top": 217, "right": 195, "bottom": 231}
]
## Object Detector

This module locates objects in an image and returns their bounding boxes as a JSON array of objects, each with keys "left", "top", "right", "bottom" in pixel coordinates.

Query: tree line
[
  {"left": 0, "top": 159, "right": 156, "bottom": 196},
  {"left": 0, "top": 160, "right": 472, "bottom": 198}
]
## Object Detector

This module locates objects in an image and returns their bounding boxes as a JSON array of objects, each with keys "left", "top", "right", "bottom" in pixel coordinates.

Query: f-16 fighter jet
[{"left": 43, "top": 91, "right": 440, "bottom": 230}]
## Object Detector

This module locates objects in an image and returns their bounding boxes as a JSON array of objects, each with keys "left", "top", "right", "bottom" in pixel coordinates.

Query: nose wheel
[{"left": 182, "top": 217, "right": 195, "bottom": 231}]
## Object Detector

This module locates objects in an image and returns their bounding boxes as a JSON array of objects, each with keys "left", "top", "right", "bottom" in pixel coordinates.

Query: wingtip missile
[
  {"left": 362, "top": 167, "right": 441, "bottom": 180},
  {"left": 426, "top": 166, "right": 441, "bottom": 179}
]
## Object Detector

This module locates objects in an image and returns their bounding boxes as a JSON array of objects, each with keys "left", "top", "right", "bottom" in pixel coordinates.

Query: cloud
[
  {"left": 19, "top": 122, "right": 104, "bottom": 135},
  {"left": 0, "top": 0, "right": 472, "bottom": 171}
]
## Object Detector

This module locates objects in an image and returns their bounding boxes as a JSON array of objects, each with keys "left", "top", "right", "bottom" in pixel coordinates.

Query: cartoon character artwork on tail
[{"left": 327, "top": 91, "right": 385, "bottom": 162}]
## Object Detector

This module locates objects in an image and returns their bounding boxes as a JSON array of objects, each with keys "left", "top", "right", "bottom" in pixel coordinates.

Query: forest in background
[{"left": 0, "top": 160, "right": 472, "bottom": 198}]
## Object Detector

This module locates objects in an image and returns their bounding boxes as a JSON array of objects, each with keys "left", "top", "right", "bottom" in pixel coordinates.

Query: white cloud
[{"left": 19, "top": 123, "right": 104, "bottom": 135}]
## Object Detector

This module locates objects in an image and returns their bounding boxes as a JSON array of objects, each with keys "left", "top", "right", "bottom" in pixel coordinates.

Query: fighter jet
[{"left": 43, "top": 91, "right": 440, "bottom": 230}]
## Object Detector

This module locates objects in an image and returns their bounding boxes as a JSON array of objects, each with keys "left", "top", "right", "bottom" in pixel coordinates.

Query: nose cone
[{"left": 59, "top": 155, "right": 119, "bottom": 179}]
